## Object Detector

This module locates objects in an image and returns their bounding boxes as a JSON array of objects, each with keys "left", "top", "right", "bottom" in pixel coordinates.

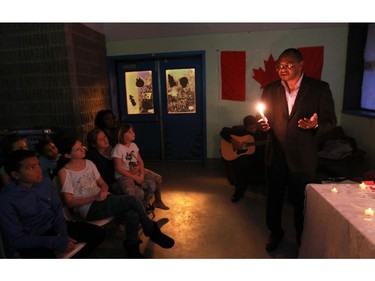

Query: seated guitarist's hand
[{"left": 231, "top": 138, "right": 242, "bottom": 149}]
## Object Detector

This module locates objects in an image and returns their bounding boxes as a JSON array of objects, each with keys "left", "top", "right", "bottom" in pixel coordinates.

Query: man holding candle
[{"left": 258, "top": 48, "right": 337, "bottom": 251}]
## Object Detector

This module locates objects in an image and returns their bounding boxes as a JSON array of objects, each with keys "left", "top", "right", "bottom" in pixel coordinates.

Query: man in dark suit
[{"left": 259, "top": 48, "right": 337, "bottom": 251}]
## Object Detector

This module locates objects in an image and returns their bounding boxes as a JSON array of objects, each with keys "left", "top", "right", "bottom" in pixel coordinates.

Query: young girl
[
  {"left": 112, "top": 123, "right": 169, "bottom": 210},
  {"left": 86, "top": 128, "right": 119, "bottom": 193},
  {"left": 56, "top": 137, "right": 174, "bottom": 257}
]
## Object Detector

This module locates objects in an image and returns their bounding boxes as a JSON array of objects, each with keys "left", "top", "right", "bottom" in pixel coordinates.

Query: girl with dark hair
[
  {"left": 55, "top": 137, "right": 174, "bottom": 257},
  {"left": 86, "top": 128, "right": 120, "bottom": 194}
]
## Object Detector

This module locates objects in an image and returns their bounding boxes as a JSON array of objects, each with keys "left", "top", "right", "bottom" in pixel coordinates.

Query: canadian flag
[
  {"left": 251, "top": 46, "right": 324, "bottom": 89},
  {"left": 221, "top": 46, "right": 324, "bottom": 101},
  {"left": 220, "top": 51, "right": 246, "bottom": 101}
]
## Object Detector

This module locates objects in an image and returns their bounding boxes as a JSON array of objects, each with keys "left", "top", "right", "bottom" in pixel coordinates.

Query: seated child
[
  {"left": 35, "top": 139, "right": 60, "bottom": 179},
  {"left": 0, "top": 150, "right": 105, "bottom": 258},
  {"left": 112, "top": 123, "right": 169, "bottom": 210},
  {"left": 0, "top": 135, "right": 29, "bottom": 187}
]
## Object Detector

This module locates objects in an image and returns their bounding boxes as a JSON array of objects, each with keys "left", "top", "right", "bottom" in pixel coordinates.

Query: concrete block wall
[{"left": 0, "top": 23, "right": 110, "bottom": 142}]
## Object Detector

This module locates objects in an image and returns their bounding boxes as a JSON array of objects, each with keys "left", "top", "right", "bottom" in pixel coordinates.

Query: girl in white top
[
  {"left": 56, "top": 137, "right": 174, "bottom": 257},
  {"left": 57, "top": 139, "right": 110, "bottom": 220},
  {"left": 112, "top": 123, "right": 169, "bottom": 210}
]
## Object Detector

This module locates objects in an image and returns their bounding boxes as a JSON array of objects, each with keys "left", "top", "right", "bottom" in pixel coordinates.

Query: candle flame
[
  {"left": 359, "top": 182, "right": 366, "bottom": 190},
  {"left": 256, "top": 102, "right": 268, "bottom": 123},
  {"left": 257, "top": 103, "right": 265, "bottom": 117}
]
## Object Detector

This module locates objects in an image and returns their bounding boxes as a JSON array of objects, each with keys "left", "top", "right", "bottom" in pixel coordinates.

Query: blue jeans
[{"left": 86, "top": 194, "right": 154, "bottom": 244}]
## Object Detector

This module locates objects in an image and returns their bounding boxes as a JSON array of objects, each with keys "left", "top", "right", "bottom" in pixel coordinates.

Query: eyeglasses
[{"left": 275, "top": 62, "right": 299, "bottom": 71}]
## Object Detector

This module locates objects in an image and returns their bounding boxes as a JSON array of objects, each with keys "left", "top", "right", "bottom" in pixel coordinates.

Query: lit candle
[
  {"left": 257, "top": 103, "right": 268, "bottom": 123},
  {"left": 359, "top": 182, "right": 366, "bottom": 190},
  {"left": 331, "top": 187, "right": 338, "bottom": 193},
  {"left": 365, "top": 208, "right": 374, "bottom": 216}
]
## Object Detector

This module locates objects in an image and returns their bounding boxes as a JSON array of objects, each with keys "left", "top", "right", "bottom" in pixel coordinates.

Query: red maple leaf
[{"left": 252, "top": 55, "right": 280, "bottom": 89}]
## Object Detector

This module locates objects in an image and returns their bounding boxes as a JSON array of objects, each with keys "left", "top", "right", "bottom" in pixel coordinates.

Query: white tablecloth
[{"left": 299, "top": 183, "right": 375, "bottom": 258}]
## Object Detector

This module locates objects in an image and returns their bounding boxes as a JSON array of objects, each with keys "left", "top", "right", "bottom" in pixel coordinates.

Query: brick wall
[{"left": 0, "top": 23, "right": 110, "bottom": 143}]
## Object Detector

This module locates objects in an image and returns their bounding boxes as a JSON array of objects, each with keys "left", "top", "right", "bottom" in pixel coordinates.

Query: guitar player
[{"left": 220, "top": 115, "right": 268, "bottom": 203}]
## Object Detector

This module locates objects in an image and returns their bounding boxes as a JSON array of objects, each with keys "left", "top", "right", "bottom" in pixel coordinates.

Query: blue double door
[{"left": 117, "top": 53, "right": 205, "bottom": 163}]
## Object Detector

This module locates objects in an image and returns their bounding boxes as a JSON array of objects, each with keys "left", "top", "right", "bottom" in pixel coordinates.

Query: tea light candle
[
  {"left": 359, "top": 182, "right": 366, "bottom": 190},
  {"left": 331, "top": 187, "right": 338, "bottom": 193},
  {"left": 365, "top": 208, "right": 374, "bottom": 216}
]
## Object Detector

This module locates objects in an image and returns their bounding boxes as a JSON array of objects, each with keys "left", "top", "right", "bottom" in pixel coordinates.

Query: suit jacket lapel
[
  {"left": 289, "top": 77, "right": 309, "bottom": 120},
  {"left": 275, "top": 84, "right": 289, "bottom": 120}
]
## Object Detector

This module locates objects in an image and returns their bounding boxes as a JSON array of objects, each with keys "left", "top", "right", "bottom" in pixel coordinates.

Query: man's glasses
[{"left": 275, "top": 62, "right": 299, "bottom": 71}]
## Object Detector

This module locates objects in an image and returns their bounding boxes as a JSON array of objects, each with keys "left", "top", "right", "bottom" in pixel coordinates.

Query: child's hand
[
  {"left": 129, "top": 166, "right": 140, "bottom": 175},
  {"left": 134, "top": 175, "right": 145, "bottom": 185},
  {"left": 96, "top": 190, "right": 108, "bottom": 201},
  {"left": 64, "top": 237, "right": 77, "bottom": 252}
]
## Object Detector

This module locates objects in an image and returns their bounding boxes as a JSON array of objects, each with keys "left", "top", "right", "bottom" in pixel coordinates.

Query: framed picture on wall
[
  {"left": 125, "top": 70, "right": 154, "bottom": 115},
  {"left": 165, "top": 68, "right": 196, "bottom": 114}
]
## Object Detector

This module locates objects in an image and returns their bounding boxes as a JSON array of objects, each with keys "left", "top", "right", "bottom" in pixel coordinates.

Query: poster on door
[
  {"left": 125, "top": 70, "right": 154, "bottom": 115},
  {"left": 165, "top": 68, "right": 196, "bottom": 114}
]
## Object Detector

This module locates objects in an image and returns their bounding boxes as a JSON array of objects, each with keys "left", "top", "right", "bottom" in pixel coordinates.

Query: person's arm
[
  {"left": 0, "top": 198, "right": 69, "bottom": 252},
  {"left": 62, "top": 192, "right": 99, "bottom": 208},
  {"left": 297, "top": 83, "right": 337, "bottom": 134},
  {"left": 87, "top": 159, "right": 109, "bottom": 196},
  {"left": 258, "top": 94, "right": 272, "bottom": 133},
  {"left": 95, "top": 176, "right": 109, "bottom": 201},
  {"left": 45, "top": 177, "right": 68, "bottom": 236},
  {"left": 114, "top": 157, "right": 144, "bottom": 185},
  {"left": 221, "top": 126, "right": 250, "bottom": 149},
  {"left": 220, "top": 127, "right": 232, "bottom": 142},
  {"left": 97, "top": 176, "right": 109, "bottom": 193},
  {"left": 136, "top": 152, "right": 145, "bottom": 178},
  {"left": 113, "top": 157, "right": 137, "bottom": 180}
]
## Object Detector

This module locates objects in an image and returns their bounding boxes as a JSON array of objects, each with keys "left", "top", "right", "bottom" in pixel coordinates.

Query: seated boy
[
  {"left": 35, "top": 139, "right": 60, "bottom": 179},
  {"left": 0, "top": 150, "right": 105, "bottom": 258}
]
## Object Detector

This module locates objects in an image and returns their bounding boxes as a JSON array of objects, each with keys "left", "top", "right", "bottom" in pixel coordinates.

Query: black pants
[
  {"left": 233, "top": 155, "right": 256, "bottom": 196},
  {"left": 266, "top": 155, "right": 314, "bottom": 239},
  {"left": 65, "top": 221, "right": 106, "bottom": 258},
  {"left": 18, "top": 221, "right": 105, "bottom": 259}
]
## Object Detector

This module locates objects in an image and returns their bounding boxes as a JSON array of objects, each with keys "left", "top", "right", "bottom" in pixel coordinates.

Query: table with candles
[{"left": 299, "top": 181, "right": 375, "bottom": 258}]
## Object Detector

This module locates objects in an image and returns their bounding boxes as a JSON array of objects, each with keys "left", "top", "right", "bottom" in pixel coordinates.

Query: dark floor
[{"left": 95, "top": 161, "right": 299, "bottom": 259}]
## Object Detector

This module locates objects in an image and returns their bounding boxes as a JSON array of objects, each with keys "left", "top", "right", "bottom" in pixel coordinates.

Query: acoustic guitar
[{"left": 220, "top": 134, "right": 267, "bottom": 161}]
